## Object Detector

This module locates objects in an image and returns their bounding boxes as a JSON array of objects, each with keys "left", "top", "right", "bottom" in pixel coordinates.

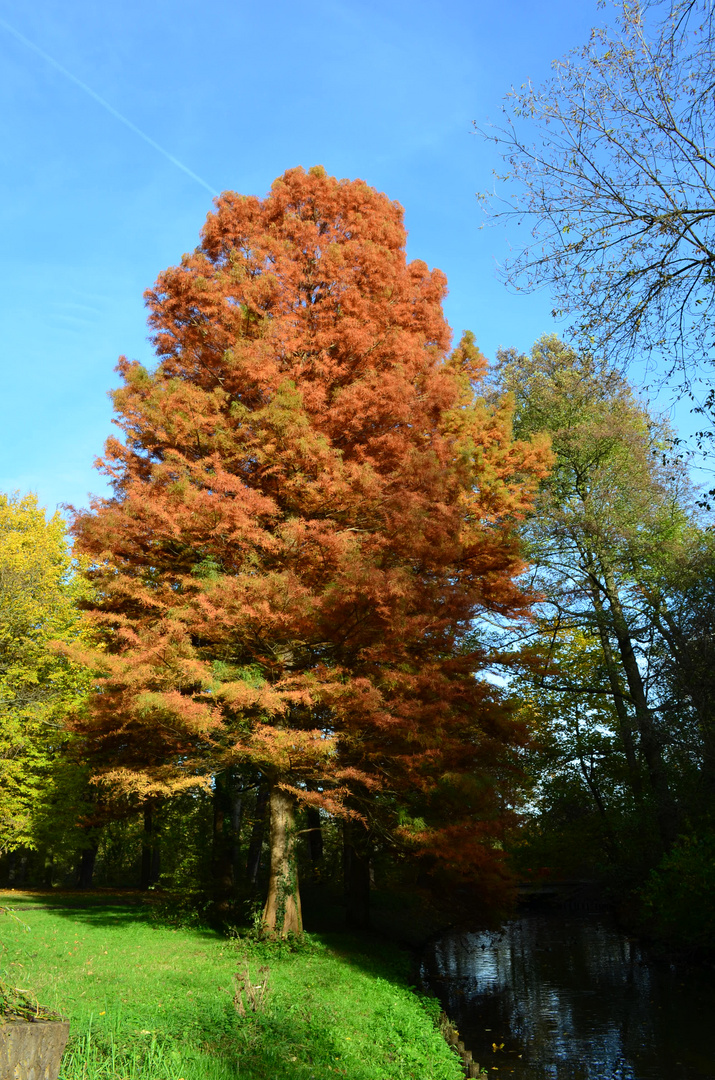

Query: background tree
[
  {"left": 629, "top": 522, "right": 715, "bottom": 795},
  {"left": 70, "top": 167, "right": 550, "bottom": 936},
  {"left": 495, "top": 336, "right": 704, "bottom": 849},
  {"left": 510, "top": 624, "right": 635, "bottom": 876},
  {"left": 478, "top": 0, "right": 715, "bottom": 391},
  {"left": 0, "top": 492, "right": 90, "bottom": 859}
]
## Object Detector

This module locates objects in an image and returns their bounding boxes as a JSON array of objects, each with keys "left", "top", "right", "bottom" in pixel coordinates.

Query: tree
[
  {"left": 0, "top": 492, "right": 90, "bottom": 856},
  {"left": 478, "top": 0, "right": 715, "bottom": 384},
  {"left": 510, "top": 623, "right": 639, "bottom": 877},
  {"left": 630, "top": 522, "right": 715, "bottom": 793},
  {"left": 496, "top": 335, "right": 698, "bottom": 847},
  {"left": 70, "top": 166, "right": 550, "bottom": 935}
]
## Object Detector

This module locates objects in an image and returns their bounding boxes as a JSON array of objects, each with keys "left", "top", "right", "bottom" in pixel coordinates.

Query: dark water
[{"left": 421, "top": 911, "right": 715, "bottom": 1079}]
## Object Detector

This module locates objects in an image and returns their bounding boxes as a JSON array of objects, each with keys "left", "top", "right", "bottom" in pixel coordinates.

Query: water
[{"left": 421, "top": 910, "right": 715, "bottom": 1079}]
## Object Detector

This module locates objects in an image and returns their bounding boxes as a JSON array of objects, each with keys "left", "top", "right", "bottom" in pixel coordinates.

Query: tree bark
[
  {"left": 588, "top": 582, "right": 642, "bottom": 800},
  {"left": 0, "top": 1020, "right": 70, "bottom": 1080},
  {"left": 651, "top": 602, "right": 715, "bottom": 792},
  {"left": 246, "top": 783, "right": 269, "bottom": 889},
  {"left": 141, "top": 802, "right": 161, "bottom": 889},
  {"left": 212, "top": 772, "right": 235, "bottom": 917},
  {"left": 77, "top": 841, "right": 98, "bottom": 888},
  {"left": 151, "top": 833, "right": 161, "bottom": 885},
  {"left": 343, "top": 820, "right": 371, "bottom": 930},
  {"left": 306, "top": 806, "right": 323, "bottom": 867},
  {"left": 141, "top": 803, "right": 152, "bottom": 890},
  {"left": 598, "top": 559, "right": 678, "bottom": 845},
  {"left": 230, "top": 786, "right": 244, "bottom": 884},
  {"left": 261, "top": 781, "right": 302, "bottom": 937},
  {"left": 6, "top": 850, "right": 22, "bottom": 887},
  {"left": 573, "top": 716, "right": 617, "bottom": 859}
]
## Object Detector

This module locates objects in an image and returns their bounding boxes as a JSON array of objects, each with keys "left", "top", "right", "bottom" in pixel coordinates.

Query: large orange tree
[{"left": 71, "top": 167, "right": 550, "bottom": 935}]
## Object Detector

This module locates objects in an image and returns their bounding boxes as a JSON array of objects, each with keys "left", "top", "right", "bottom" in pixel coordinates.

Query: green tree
[
  {"left": 496, "top": 336, "right": 699, "bottom": 848},
  {"left": 0, "top": 492, "right": 90, "bottom": 856},
  {"left": 629, "top": 523, "right": 715, "bottom": 795},
  {"left": 510, "top": 619, "right": 669, "bottom": 881}
]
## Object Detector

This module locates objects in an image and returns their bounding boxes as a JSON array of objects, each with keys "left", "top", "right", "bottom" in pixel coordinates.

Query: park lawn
[{"left": 0, "top": 893, "right": 463, "bottom": 1080}]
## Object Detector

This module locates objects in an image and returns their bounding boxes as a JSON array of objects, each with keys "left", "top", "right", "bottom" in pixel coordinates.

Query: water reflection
[{"left": 421, "top": 912, "right": 715, "bottom": 1079}]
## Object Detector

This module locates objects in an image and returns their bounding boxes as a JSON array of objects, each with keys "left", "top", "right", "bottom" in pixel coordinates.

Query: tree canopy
[
  {"left": 496, "top": 335, "right": 713, "bottom": 869},
  {"left": 0, "top": 492, "right": 90, "bottom": 855},
  {"left": 69, "top": 166, "right": 550, "bottom": 934}
]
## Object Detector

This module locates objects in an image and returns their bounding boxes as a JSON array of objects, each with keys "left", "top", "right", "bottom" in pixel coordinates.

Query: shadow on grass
[
  {"left": 4, "top": 886, "right": 440, "bottom": 995},
  {"left": 1, "top": 889, "right": 222, "bottom": 938}
]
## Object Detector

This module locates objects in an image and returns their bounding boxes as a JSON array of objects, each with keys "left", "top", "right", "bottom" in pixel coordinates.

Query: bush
[{"left": 641, "top": 830, "right": 715, "bottom": 952}]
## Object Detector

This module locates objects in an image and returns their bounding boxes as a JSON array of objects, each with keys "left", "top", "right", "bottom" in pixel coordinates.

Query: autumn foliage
[{"left": 70, "top": 166, "right": 550, "bottom": 932}]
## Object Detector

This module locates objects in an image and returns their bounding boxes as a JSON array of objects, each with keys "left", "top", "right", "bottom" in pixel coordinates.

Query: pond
[{"left": 421, "top": 908, "right": 715, "bottom": 1079}]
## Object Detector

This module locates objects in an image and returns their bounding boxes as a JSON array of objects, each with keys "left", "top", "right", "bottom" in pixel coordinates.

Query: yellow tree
[{"left": 0, "top": 492, "right": 90, "bottom": 855}]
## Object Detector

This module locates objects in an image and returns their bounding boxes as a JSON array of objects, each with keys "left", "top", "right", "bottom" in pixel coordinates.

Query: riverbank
[{"left": 1, "top": 893, "right": 464, "bottom": 1080}]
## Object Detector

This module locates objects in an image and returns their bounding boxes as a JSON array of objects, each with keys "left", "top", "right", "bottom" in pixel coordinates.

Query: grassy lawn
[{"left": 0, "top": 893, "right": 463, "bottom": 1080}]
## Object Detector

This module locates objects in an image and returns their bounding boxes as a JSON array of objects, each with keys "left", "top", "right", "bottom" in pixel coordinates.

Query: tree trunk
[
  {"left": 246, "top": 783, "right": 269, "bottom": 889},
  {"left": 141, "top": 803, "right": 161, "bottom": 889},
  {"left": 6, "top": 850, "right": 28, "bottom": 887},
  {"left": 212, "top": 772, "right": 235, "bottom": 917},
  {"left": 653, "top": 603, "right": 715, "bottom": 793},
  {"left": 141, "top": 803, "right": 152, "bottom": 890},
  {"left": 574, "top": 717, "right": 617, "bottom": 859},
  {"left": 77, "top": 842, "right": 98, "bottom": 888},
  {"left": 343, "top": 820, "right": 371, "bottom": 930},
  {"left": 598, "top": 559, "right": 678, "bottom": 845},
  {"left": 587, "top": 583, "right": 643, "bottom": 803},
  {"left": 589, "top": 583, "right": 642, "bottom": 800},
  {"left": 151, "top": 835, "right": 161, "bottom": 885},
  {"left": 306, "top": 807, "right": 323, "bottom": 867},
  {"left": 0, "top": 1020, "right": 70, "bottom": 1080},
  {"left": 230, "top": 786, "right": 244, "bottom": 885},
  {"left": 261, "top": 782, "right": 302, "bottom": 937}
]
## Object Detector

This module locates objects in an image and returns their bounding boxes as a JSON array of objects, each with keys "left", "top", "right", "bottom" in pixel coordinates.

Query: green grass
[{"left": 0, "top": 894, "right": 463, "bottom": 1080}]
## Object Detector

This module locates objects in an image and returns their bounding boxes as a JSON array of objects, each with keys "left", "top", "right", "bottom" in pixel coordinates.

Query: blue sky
[{"left": 0, "top": 0, "right": 608, "bottom": 513}]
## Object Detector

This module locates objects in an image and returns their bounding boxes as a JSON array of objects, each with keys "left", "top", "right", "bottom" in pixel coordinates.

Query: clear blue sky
[{"left": 0, "top": 0, "right": 605, "bottom": 513}]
